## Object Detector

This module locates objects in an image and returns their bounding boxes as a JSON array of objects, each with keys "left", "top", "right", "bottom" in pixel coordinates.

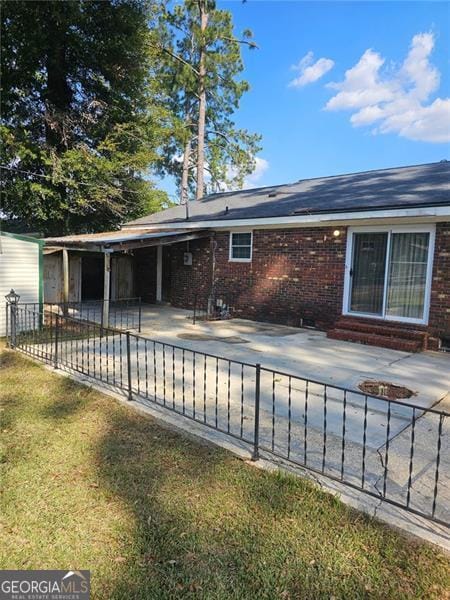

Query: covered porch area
[{"left": 43, "top": 229, "right": 212, "bottom": 328}]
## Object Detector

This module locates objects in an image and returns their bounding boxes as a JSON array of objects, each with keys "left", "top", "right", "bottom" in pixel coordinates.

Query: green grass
[{"left": 1, "top": 346, "right": 449, "bottom": 599}]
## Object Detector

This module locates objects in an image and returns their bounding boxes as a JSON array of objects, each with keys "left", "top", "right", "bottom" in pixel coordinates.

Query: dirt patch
[{"left": 358, "top": 380, "right": 416, "bottom": 400}]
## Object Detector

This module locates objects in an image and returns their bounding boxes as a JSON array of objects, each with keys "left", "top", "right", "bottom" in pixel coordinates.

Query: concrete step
[{"left": 327, "top": 328, "right": 423, "bottom": 352}]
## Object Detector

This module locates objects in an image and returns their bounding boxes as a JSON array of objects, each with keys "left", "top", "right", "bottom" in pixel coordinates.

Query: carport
[{"left": 44, "top": 229, "right": 211, "bottom": 327}]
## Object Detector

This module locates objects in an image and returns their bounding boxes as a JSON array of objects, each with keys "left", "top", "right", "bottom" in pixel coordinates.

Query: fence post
[
  {"left": 100, "top": 300, "right": 104, "bottom": 337},
  {"left": 252, "top": 363, "right": 261, "bottom": 461},
  {"left": 11, "top": 303, "right": 17, "bottom": 348},
  {"left": 126, "top": 331, "right": 133, "bottom": 401},
  {"left": 138, "top": 297, "right": 142, "bottom": 333},
  {"left": 54, "top": 314, "right": 59, "bottom": 369},
  {"left": 5, "top": 303, "right": 9, "bottom": 347}
]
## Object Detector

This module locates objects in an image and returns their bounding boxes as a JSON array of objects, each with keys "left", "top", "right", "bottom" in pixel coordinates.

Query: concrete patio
[{"left": 137, "top": 304, "right": 450, "bottom": 410}]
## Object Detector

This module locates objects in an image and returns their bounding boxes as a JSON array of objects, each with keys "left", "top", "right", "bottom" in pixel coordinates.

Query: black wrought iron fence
[
  {"left": 19, "top": 297, "right": 142, "bottom": 332},
  {"left": 6, "top": 302, "right": 449, "bottom": 528}
]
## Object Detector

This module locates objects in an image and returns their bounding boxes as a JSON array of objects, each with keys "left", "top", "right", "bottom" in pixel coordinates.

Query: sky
[{"left": 160, "top": 1, "right": 450, "bottom": 197}]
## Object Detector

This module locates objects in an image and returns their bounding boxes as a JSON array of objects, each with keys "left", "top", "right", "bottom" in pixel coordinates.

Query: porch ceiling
[{"left": 44, "top": 229, "right": 211, "bottom": 252}]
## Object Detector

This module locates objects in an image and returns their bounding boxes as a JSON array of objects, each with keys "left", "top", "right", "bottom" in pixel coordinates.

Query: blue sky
[{"left": 160, "top": 1, "right": 450, "bottom": 196}]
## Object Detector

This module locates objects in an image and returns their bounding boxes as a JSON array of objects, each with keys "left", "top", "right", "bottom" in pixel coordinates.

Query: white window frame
[
  {"left": 229, "top": 231, "right": 253, "bottom": 262},
  {"left": 342, "top": 224, "right": 436, "bottom": 325}
]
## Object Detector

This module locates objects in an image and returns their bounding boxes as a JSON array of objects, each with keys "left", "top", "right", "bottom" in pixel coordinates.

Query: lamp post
[{"left": 5, "top": 289, "right": 20, "bottom": 347}]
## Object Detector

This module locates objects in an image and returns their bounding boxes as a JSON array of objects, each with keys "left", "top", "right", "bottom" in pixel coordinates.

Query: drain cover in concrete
[{"left": 359, "top": 380, "right": 415, "bottom": 400}]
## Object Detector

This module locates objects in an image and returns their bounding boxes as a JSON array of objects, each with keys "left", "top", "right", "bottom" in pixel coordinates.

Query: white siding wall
[{"left": 0, "top": 234, "right": 41, "bottom": 336}]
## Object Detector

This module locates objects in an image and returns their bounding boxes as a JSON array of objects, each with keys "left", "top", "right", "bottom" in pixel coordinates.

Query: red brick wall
[
  {"left": 429, "top": 222, "right": 450, "bottom": 336},
  {"left": 147, "top": 222, "right": 450, "bottom": 340},
  {"left": 169, "top": 238, "right": 213, "bottom": 309},
  {"left": 213, "top": 228, "right": 347, "bottom": 328},
  {"left": 168, "top": 227, "right": 347, "bottom": 329}
]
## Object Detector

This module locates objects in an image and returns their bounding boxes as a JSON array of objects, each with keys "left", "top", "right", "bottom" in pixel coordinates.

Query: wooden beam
[
  {"left": 62, "top": 249, "right": 69, "bottom": 313},
  {"left": 105, "top": 231, "right": 212, "bottom": 252},
  {"left": 156, "top": 245, "right": 162, "bottom": 303},
  {"left": 102, "top": 252, "right": 111, "bottom": 328}
]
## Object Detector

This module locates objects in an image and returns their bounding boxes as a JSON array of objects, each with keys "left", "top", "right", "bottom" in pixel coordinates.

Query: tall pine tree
[{"left": 157, "top": 0, "right": 262, "bottom": 202}]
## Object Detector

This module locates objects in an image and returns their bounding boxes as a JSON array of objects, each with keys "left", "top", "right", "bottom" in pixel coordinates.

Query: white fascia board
[{"left": 124, "top": 205, "right": 450, "bottom": 232}]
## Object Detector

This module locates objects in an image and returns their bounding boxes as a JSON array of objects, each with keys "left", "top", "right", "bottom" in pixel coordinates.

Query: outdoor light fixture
[
  {"left": 5, "top": 288, "right": 20, "bottom": 304},
  {"left": 333, "top": 229, "right": 341, "bottom": 237}
]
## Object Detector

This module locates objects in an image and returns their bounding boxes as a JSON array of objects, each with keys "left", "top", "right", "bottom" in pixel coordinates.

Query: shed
[{"left": 0, "top": 231, "right": 44, "bottom": 336}]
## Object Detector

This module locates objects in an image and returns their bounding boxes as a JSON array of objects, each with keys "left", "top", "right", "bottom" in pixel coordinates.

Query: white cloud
[
  {"left": 289, "top": 51, "right": 335, "bottom": 87},
  {"left": 325, "top": 32, "right": 450, "bottom": 143},
  {"left": 243, "top": 157, "right": 270, "bottom": 188}
]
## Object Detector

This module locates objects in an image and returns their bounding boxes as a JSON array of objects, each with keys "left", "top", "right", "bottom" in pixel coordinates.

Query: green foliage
[
  {"left": 157, "top": 0, "right": 262, "bottom": 198},
  {"left": 1, "top": 0, "right": 171, "bottom": 235}
]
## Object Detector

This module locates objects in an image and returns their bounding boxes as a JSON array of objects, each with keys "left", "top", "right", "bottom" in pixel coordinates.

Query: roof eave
[{"left": 124, "top": 204, "right": 450, "bottom": 231}]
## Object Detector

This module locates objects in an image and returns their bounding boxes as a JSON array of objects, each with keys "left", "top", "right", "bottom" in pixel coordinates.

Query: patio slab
[{"left": 138, "top": 305, "right": 450, "bottom": 413}]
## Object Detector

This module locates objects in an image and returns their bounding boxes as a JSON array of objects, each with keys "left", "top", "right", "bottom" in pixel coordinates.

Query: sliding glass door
[
  {"left": 347, "top": 227, "right": 434, "bottom": 324},
  {"left": 385, "top": 232, "right": 430, "bottom": 320}
]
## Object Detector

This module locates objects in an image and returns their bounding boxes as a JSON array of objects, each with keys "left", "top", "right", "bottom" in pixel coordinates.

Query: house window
[
  {"left": 344, "top": 225, "right": 435, "bottom": 325},
  {"left": 229, "top": 232, "right": 253, "bottom": 262}
]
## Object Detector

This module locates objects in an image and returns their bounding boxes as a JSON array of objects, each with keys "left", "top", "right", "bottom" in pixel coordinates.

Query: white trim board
[{"left": 124, "top": 206, "right": 450, "bottom": 232}]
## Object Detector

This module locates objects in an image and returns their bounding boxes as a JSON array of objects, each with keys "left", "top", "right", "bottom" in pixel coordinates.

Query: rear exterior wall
[
  {"left": 169, "top": 227, "right": 347, "bottom": 329},
  {"left": 166, "top": 223, "right": 450, "bottom": 338}
]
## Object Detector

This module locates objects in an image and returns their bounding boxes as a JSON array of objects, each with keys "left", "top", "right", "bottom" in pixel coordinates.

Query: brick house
[{"left": 44, "top": 161, "right": 450, "bottom": 352}]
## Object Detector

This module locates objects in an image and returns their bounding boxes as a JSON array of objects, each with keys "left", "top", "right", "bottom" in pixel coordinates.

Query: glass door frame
[{"left": 342, "top": 224, "right": 436, "bottom": 325}]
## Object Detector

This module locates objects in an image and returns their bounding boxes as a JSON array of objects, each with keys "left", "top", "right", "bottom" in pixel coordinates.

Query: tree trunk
[
  {"left": 195, "top": 2, "right": 208, "bottom": 200},
  {"left": 44, "top": 6, "right": 72, "bottom": 149},
  {"left": 180, "top": 135, "right": 191, "bottom": 216}
]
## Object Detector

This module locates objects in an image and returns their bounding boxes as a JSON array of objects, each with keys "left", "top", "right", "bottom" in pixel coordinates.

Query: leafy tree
[
  {"left": 1, "top": 0, "right": 171, "bottom": 235},
  {"left": 157, "top": 0, "right": 262, "bottom": 203}
]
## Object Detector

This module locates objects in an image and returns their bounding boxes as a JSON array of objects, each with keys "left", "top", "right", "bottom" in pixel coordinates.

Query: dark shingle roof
[{"left": 126, "top": 162, "right": 450, "bottom": 227}]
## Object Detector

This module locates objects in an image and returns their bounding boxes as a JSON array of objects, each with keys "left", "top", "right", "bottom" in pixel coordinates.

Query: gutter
[{"left": 123, "top": 205, "right": 450, "bottom": 232}]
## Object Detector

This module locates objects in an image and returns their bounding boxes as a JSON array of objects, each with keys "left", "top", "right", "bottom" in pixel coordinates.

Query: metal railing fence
[
  {"left": 6, "top": 302, "right": 449, "bottom": 528},
  {"left": 19, "top": 297, "right": 142, "bottom": 332}
]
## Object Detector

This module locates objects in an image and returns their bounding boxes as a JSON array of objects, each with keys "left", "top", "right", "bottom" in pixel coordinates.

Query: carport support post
[
  {"left": 62, "top": 248, "right": 69, "bottom": 315},
  {"left": 252, "top": 363, "right": 261, "bottom": 461},
  {"left": 156, "top": 245, "right": 162, "bottom": 302},
  {"left": 102, "top": 251, "right": 111, "bottom": 330}
]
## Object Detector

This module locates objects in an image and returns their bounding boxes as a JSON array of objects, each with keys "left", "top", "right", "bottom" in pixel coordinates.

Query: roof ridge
[{"left": 203, "top": 160, "right": 447, "bottom": 200}]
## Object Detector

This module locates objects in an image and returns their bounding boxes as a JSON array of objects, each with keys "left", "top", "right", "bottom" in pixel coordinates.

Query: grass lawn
[{"left": 1, "top": 346, "right": 449, "bottom": 599}]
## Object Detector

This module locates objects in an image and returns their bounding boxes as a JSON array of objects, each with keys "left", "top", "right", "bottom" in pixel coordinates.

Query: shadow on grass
[
  {"left": 92, "top": 404, "right": 435, "bottom": 599},
  {"left": 41, "top": 378, "right": 94, "bottom": 420},
  {"left": 2, "top": 348, "right": 446, "bottom": 598}
]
